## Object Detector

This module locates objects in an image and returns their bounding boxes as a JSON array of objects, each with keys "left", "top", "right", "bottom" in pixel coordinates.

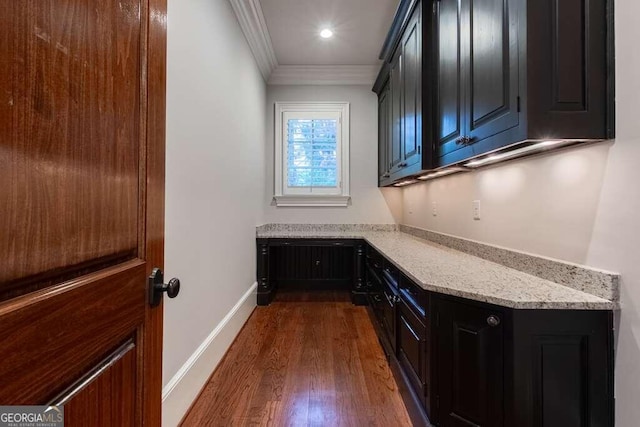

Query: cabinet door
[
  {"left": 464, "top": 0, "right": 519, "bottom": 146},
  {"left": 378, "top": 82, "right": 391, "bottom": 184},
  {"left": 398, "top": 301, "right": 427, "bottom": 403},
  {"left": 401, "top": 3, "right": 422, "bottom": 169},
  {"left": 389, "top": 49, "right": 404, "bottom": 174},
  {"left": 436, "top": 298, "right": 504, "bottom": 427},
  {"left": 381, "top": 284, "right": 397, "bottom": 352},
  {"left": 436, "top": 0, "right": 466, "bottom": 162}
]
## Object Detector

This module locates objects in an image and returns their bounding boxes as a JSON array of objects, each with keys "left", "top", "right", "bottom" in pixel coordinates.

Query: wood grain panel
[
  {"left": 0, "top": 260, "right": 145, "bottom": 404},
  {"left": 141, "top": 0, "right": 167, "bottom": 423},
  {"left": 65, "top": 345, "right": 137, "bottom": 427},
  {"left": 0, "top": 0, "right": 142, "bottom": 294}
]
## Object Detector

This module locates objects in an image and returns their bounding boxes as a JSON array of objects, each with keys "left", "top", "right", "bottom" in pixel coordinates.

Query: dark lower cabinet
[
  {"left": 258, "top": 240, "right": 614, "bottom": 427},
  {"left": 509, "top": 309, "right": 614, "bottom": 427},
  {"left": 256, "top": 239, "right": 366, "bottom": 305},
  {"left": 432, "top": 294, "right": 614, "bottom": 427},
  {"left": 398, "top": 300, "right": 428, "bottom": 407},
  {"left": 433, "top": 297, "right": 505, "bottom": 427}
]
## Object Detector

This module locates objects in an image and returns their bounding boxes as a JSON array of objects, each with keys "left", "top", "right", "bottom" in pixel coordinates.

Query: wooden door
[
  {"left": 464, "top": 0, "right": 519, "bottom": 146},
  {"left": 436, "top": 298, "right": 504, "bottom": 427},
  {"left": 400, "top": 2, "right": 422, "bottom": 169},
  {"left": 0, "top": 0, "right": 167, "bottom": 425}
]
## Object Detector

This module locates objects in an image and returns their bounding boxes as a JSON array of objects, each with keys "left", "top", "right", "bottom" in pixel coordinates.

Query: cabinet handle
[
  {"left": 382, "top": 172, "right": 391, "bottom": 178},
  {"left": 373, "top": 295, "right": 382, "bottom": 303},
  {"left": 399, "top": 162, "right": 408, "bottom": 168},
  {"left": 487, "top": 315, "right": 501, "bottom": 327},
  {"left": 455, "top": 136, "right": 475, "bottom": 146}
]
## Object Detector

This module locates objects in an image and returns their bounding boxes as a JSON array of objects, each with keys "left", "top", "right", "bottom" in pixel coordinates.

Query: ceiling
[{"left": 259, "top": 0, "right": 399, "bottom": 66}]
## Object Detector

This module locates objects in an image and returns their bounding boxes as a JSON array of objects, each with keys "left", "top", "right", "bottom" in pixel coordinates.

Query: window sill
[{"left": 273, "top": 195, "right": 351, "bottom": 207}]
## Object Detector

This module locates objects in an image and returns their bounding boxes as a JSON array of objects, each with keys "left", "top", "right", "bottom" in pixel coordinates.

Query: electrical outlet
[
  {"left": 473, "top": 200, "right": 481, "bottom": 220},
  {"left": 432, "top": 202, "right": 437, "bottom": 216}
]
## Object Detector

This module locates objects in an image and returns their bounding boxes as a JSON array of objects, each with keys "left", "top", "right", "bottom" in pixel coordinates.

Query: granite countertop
[{"left": 256, "top": 228, "right": 617, "bottom": 310}]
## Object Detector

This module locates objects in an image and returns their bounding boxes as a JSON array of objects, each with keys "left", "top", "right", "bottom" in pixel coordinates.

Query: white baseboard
[{"left": 161, "top": 282, "right": 257, "bottom": 426}]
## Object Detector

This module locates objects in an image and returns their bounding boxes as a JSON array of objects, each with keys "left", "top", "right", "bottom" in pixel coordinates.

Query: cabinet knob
[
  {"left": 455, "top": 136, "right": 474, "bottom": 146},
  {"left": 487, "top": 315, "right": 501, "bottom": 327}
]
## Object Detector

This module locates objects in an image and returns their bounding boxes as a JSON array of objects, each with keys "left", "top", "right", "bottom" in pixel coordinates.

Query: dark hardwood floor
[{"left": 181, "top": 290, "right": 412, "bottom": 426}]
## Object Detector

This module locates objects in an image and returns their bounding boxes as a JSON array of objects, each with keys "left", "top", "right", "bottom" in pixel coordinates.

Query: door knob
[{"left": 149, "top": 267, "right": 181, "bottom": 307}]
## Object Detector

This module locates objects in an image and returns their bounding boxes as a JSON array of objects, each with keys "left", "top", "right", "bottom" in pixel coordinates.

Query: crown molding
[
  {"left": 228, "top": 0, "right": 379, "bottom": 85},
  {"left": 268, "top": 65, "right": 379, "bottom": 86},
  {"left": 228, "top": 0, "right": 278, "bottom": 80}
]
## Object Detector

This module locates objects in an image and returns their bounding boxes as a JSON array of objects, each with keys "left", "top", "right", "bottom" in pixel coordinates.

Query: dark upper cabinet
[
  {"left": 389, "top": 49, "right": 404, "bottom": 176},
  {"left": 436, "top": 0, "right": 466, "bottom": 161},
  {"left": 374, "top": 1, "right": 431, "bottom": 184},
  {"left": 435, "top": 297, "right": 505, "bottom": 427},
  {"left": 401, "top": 4, "right": 422, "bottom": 170},
  {"left": 437, "top": 0, "right": 520, "bottom": 165},
  {"left": 437, "top": 0, "right": 610, "bottom": 166},
  {"left": 374, "top": 0, "right": 612, "bottom": 182},
  {"left": 378, "top": 81, "right": 391, "bottom": 185}
]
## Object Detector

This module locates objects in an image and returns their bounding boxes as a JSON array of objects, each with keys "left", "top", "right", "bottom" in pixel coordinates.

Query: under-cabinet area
[{"left": 256, "top": 226, "right": 616, "bottom": 427}]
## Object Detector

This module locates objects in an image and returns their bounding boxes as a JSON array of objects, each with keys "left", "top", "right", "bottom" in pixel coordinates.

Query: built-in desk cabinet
[
  {"left": 363, "top": 243, "right": 614, "bottom": 427},
  {"left": 258, "top": 239, "right": 614, "bottom": 427},
  {"left": 256, "top": 238, "right": 367, "bottom": 305}
]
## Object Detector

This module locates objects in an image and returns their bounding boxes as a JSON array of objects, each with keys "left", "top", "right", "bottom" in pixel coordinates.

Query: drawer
[
  {"left": 382, "top": 262, "right": 400, "bottom": 288},
  {"left": 398, "top": 299, "right": 427, "bottom": 401},
  {"left": 367, "top": 248, "right": 383, "bottom": 275},
  {"left": 399, "top": 273, "right": 428, "bottom": 319},
  {"left": 381, "top": 281, "right": 398, "bottom": 351}
]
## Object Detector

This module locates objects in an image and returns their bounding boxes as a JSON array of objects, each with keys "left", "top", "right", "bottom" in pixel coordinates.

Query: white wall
[
  {"left": 263, "top": 85, "right": 401, "bottom": 224},
  {"left": 402, "top": 3, "right": 640, "bottom": 424},
  {"left": 163, "top": 0, "right": 265, "bottom": 424}
]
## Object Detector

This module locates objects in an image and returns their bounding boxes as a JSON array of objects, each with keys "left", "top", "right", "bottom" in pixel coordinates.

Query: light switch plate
[{"left": 473, "top": 200, "right": 481, "bottom": 220}]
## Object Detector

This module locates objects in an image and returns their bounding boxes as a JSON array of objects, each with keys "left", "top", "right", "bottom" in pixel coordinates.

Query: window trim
[{"left": 274, "top": 102, "right": 351, "bottom": 207}]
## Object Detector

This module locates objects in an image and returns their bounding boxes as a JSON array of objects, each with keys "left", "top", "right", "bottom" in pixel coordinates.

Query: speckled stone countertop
[{"left": 256, "top": 227, "right": 617, "bottom": 310}]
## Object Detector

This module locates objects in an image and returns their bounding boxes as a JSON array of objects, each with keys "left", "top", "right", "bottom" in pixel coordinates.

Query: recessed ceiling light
[{"left": 320, "top": 28, "right": 333, "bottom": 39}]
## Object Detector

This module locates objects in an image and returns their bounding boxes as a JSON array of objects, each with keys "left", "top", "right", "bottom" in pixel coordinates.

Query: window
[{"left": 274, "top": 102, "right": 350, "bottom": 207}]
